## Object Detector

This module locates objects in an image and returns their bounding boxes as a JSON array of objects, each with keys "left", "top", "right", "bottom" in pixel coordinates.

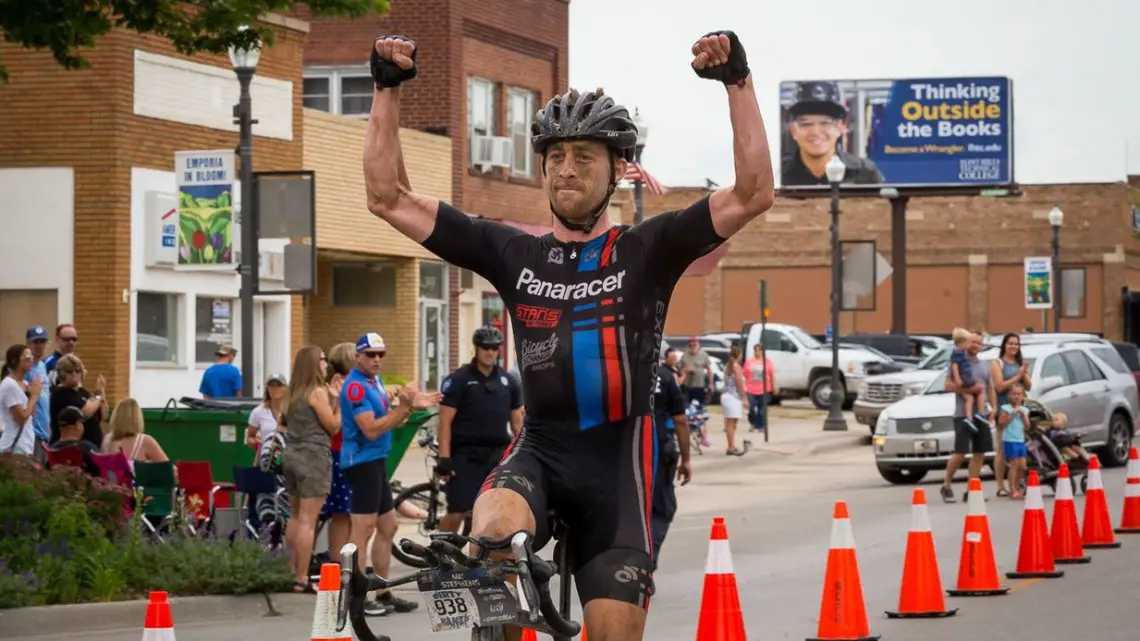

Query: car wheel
[
  {"left": 809, "top": 376, "right": 845, "bottom": 410},
  {"left": 1098, "top": 411, "right": 1133, "bottom": 468},
  {"left": 877, "top": 465, "right": 927, "bottom": 485}
]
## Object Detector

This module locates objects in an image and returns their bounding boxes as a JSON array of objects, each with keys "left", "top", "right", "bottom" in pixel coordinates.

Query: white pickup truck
[{"left": 743, "top": 322, "right": 892, "bottom": 409}]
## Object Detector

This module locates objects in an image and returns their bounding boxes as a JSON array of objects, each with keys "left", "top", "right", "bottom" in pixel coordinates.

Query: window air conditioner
[{"left": 472, "top": 135, "right": 514, "bottom": 172}]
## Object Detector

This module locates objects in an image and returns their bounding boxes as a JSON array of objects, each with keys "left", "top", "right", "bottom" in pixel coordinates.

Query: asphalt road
[{"left": 28, "top": 431, "right": 1140, "bottom": 641}]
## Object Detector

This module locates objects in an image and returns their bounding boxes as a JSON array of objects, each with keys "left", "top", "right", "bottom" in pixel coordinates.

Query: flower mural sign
[{"left": 175, "top": 150, "right": 237, "bottom": 271}]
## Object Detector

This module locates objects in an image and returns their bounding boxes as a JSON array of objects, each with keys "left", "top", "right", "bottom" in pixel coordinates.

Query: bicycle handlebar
[{"left": 335, "top": 532, "right": 581, "bottom": 640}]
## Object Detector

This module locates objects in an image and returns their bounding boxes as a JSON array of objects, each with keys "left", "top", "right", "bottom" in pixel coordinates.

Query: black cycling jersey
[{"left": 422, "top": 196, "right": 724, "bottom": 433}]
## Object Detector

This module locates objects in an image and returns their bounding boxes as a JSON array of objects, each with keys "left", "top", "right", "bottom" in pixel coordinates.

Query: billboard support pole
[{"left": 890, "top": 196, "right": 909, "bottom": 334}]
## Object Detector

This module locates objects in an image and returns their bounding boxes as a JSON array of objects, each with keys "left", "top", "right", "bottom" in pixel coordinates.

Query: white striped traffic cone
[
  {"left": 1081, "top": 456, "right": 1122, "bottom": 549},
  {"left": 1115, "top": 447, "right": 1140, "bottom": 534},
  {"left": 141, "top": 591, "right": 176, "bottom": 641},
  {"left": 310, "top": 563, "right": 353, "bottom": 641},
  {"left": 695, "top": 516, "right": 747, "bottom": 641}
]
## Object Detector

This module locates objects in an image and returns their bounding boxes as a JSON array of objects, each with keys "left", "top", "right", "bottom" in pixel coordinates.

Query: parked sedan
[{"left": 872, "top": 340, "right": 1138, "bottom": 485}]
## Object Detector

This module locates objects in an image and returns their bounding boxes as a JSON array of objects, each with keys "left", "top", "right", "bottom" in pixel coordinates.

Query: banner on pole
[
  {"left": 1024, "top": 256, "right": 1054, "bottom": 310},
  {"left": 175, "top": 150, "right": 237, "bottom": 271}
]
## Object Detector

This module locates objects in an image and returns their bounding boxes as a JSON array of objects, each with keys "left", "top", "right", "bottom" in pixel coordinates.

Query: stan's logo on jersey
[
  {"left": 516, "top": 267, "right": 626, "bottom": 301},
  {"left": 516, "top": 304, "right": 562, "bottom": 328}
]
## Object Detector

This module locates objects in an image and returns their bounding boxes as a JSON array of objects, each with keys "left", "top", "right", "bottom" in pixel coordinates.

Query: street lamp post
[
  {"left": 632, "top": 107, "right": 648, "bottom": 224},
  {"left": 1049, "top": 203, "right": 1064, "bottom": 332},
  {"left": 229, "top": 27, "right": 261, "bottom": 398},
  {"left": 823, "top": 155, "right": 849, "bottom": 432}
]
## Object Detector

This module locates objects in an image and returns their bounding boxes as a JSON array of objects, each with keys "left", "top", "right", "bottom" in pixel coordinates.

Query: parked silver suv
[{"left": 872, "top": 339, "right": 1139, "bottom": 485}]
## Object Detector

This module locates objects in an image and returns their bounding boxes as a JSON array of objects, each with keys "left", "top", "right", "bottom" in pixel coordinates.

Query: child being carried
[{"left": 949, "top": 327, "right": 990, "bottom": 430}]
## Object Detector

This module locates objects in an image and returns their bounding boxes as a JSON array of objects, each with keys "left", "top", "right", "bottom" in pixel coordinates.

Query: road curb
[
  {"left": 806, "top": 433, "right": 869, "bottom": 456},
  {"left": 0, "top": 592, "right": 315, "bottom": 637}
]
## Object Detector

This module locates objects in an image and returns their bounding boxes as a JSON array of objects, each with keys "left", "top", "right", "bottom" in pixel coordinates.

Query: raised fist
[
  {"left": 691, "top": 30, "right": 750, "bottom": 87},
  {"left": 370, "top": 35, "right": 418, "bottom": 89}
]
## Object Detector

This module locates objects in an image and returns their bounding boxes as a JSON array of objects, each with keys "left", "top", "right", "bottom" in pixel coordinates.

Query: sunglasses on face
[
  {"left": 477, "top": 344, "right": 501, "bottom": 352},
  {"left": 362, "top": 351, "right": 385, "bottom": 360}
]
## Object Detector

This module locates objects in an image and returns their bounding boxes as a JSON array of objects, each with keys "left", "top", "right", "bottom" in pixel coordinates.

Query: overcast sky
[{"left": 568, "top": 0, "right": 1140, "bottom": 188}]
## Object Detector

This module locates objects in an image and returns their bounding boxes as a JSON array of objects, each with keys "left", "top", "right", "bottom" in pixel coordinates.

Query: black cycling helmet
[
  {"left": 473, "top": 326, "right": 503, "bottom": 348},
  {"left": 530, "top": 88, "right": 639, "bottom": 233}
]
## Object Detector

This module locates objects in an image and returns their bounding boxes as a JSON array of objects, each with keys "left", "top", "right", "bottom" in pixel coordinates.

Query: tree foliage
[{"left": 0, "top": 0, "right": 389, "bottom": 81}]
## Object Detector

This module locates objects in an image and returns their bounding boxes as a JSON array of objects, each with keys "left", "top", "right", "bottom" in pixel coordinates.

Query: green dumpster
[
  {"left": 142, "top": 397, "right": 437, "bottom": 484},
  {"left": 142, "top": 397, "right": 260, "bottom": 484}
]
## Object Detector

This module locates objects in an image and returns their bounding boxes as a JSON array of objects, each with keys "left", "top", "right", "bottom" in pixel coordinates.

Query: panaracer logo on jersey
[{"left": 515, "top": 267, "right": 626, "bottom": 301}]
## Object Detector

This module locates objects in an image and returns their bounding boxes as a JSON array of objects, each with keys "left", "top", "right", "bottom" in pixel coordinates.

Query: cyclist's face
[
  {"left": 543, "top": 140, "right": 625, "bottom": 221},
  {"left": 356, "top": 350, "right": 385, "bottom": 375}
]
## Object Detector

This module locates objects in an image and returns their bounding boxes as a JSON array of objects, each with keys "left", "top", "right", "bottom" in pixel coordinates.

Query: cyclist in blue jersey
[
  {"left": 363, "top": 30, "right": 774, "bottom": 641},
  {"left": 340, "top": 332, "right": 440, "bottom": 617}
]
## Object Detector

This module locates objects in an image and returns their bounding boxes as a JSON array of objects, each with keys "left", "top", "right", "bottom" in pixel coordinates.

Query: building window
[
  {"left": 302, "top": 69, "right": 372, "bottom": 117},
  {"left": 1061, "top": 267, "right": 1086, "bottom": 318},
  {"left": 420, "top": 261, "right": 447, "bottom": 300},
  {"left": 460, "top": 268, "right": 475, "bottom": 290},
  {"left": 332, "top": 263, "right": 397, "bottom": 307},
  {"left": 302, "top": 77, "right": 331, "bottom": 111},
  {"left": 136, "top": 292, "right": 180, "bottom": 364},
  {"left": 339, "top": 75, "right": 374, "bottom": 116},
  {"left": 467, "top": 76, "right": 496, "bottom": 167},
  {"left": 195, "top": 298, "right": 235, "bottom": 364},
  {"left": 507, "top": 87, "right": 538, "bottom": 177}
]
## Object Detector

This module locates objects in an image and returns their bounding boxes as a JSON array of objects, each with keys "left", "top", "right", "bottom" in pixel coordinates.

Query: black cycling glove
[
  {"left": 435, "top": 457, "right": 453, "bottom": 477},
  {"left": 370, "top": 35, "right": 419, "bottom": 89},
  {"left": 692, "top": 30, "right": 750, "bottom": 87}
]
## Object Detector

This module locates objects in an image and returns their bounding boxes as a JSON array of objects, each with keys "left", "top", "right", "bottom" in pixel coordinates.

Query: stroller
[{"left": 1021, "top": 399, "right": 1090, "bottom": 496}]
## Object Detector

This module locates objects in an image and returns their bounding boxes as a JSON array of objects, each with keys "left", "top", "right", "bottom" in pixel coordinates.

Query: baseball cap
[
  {"left": 216, "top": 344, "right": 238, "bottom": 356},
  {"left": 26, "top": 325, "right": 48, "bottom": 341},
  {"left": 58, "top": 406, "right": 85, "bottom": 426},
  {"left": 266, "top": 372, "right": 288, "bottom": 385},
  {"left": 355, "top": 332, "right": 386, "bottom": 353}
]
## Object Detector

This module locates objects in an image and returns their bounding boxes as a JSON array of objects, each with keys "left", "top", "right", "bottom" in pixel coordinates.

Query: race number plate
[
  {"left": 419, "top": 567, "right": 519, "bottom": 632},
  {"left": 424, "top": 585, "right": 518, "bottom": 632},
  {"left": 914, "top": 439, "right": 938, "bottom": 454}
]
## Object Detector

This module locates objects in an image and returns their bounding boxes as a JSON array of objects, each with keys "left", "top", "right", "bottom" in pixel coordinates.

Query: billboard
[{"left": 778, "top": 77, "right": 1013, "bottom": 189}]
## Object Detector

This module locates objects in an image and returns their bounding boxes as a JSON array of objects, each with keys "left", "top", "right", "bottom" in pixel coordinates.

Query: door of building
[{"left": 421, "top": 300, "right": 447, "bottom": 392}]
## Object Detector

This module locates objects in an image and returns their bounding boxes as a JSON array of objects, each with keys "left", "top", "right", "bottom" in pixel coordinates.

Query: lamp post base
[{"left": 823, "top": 414, "right": 849, "bottom": 432}]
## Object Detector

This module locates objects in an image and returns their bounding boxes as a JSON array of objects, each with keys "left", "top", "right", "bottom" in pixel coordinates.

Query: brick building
[
  {"left": 290, "top": 0, "right": 568, "bottom": 372},
  {"left": 0, "top": 15, "right": 309, "bottom": 406},
  {"left": 616, "top": 183, "right": 1140, "bottom": 341}
]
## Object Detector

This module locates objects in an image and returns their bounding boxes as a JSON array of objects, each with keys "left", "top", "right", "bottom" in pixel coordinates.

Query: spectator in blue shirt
[
  {"left": 43, "top": 323, "right": 79, "bottom": 390},
  {"left": 25, "top": 326, "right": 51, "bottom": 449},
  {"left": 199, "top": 344, "right": 242, "bottom": 399}
]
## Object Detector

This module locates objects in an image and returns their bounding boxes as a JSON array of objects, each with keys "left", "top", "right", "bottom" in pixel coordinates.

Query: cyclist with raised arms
[{"left": 363, "top": 30, "right": 774, "bottom": 641}]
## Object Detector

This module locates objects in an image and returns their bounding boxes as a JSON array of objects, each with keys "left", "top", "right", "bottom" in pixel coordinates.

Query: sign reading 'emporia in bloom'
[{"left": 174, "top": 149, "right": 237, "bottom": 270}]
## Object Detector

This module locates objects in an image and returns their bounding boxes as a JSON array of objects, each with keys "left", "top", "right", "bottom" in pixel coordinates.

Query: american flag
[{"left": 624, "top": 162, "right": 667, "bottom": 196}]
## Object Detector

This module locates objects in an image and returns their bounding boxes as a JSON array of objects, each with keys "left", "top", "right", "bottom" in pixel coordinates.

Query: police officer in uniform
[
  {"left": 781, "top": 80, "right": 885, "bottom": 186},
  {"left": 650, "top": 354, "right": 692, "bottom": 570},
  {"left": 436, "top": 327, "right": 523, "bottom": 534}
]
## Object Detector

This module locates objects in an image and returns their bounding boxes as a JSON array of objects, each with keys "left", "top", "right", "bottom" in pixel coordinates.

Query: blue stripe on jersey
[
  {"left": 576, "top": 234, "right": 608, "bottom": 273},
  {"left": 572, "top": 329, "right": 605, "bottom": 430},
  {"left": 573, "top": 302, "right": 597, "bottom": 311},
  {"left": 572, "top": 319, "right": 597, "bottom": 328}
]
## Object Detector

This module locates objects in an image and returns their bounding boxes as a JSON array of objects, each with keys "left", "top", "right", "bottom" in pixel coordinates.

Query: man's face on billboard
[{"left": 790, "top": 114, "right": 845, "bottom": 160}]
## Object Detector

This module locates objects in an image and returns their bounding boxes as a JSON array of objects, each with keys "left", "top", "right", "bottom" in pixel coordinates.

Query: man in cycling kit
[
  {"left": 363, "top": 30, "right": 774, "bottom": 641},
  {"left": 437, "top": 327, "right": 523, "bottom": 534}
]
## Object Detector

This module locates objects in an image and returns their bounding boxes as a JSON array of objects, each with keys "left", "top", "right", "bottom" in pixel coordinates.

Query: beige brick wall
[
  {"left": 306, "top": 256, "right": 420, "bottom": 383},
  {"left": 302, "top": 109, "right": 451, "bottom": 258}
]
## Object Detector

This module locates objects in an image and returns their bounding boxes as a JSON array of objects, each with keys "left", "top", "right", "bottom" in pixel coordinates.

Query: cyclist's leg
[
  {"left": 571, "top": 417, "right": 656, "bottom": 641},
  {"left": 469, "top": 433, "right": 549, "bottom": 641}
]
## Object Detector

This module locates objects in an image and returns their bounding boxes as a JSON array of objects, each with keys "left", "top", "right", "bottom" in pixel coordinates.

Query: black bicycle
[
  {"left": 336, "top": 520, "right": 582, "bottom": 641},
  {"left": 391, "top": 424, "right": 472, "bottom": 568}
]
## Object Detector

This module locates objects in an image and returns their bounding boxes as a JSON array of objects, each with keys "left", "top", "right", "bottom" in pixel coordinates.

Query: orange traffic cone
[
  {"left": 885, "top": 489, "right": 957, "bottom": 618},
  {"left": 521, "top": 630, "right": 537, "bottom": 641},
  {"left": 1050, "top": 464, "right": 1091, "bottom": 564},
  {"left": 807, "top": 501, "right": 879, "bottom": 641},
  {"left": 310, "top": 563, "right": 351, "bottom": 641},
  {"left": 142, "top": 591, "right": 176, "bottom": 641},
  {"left": 695, "top": 516, "right": 747, "bottom": 641},
  {"left": 580, "top": 625, "right": 587, "bottom": 640},
  {"left": 1006, "top": 471, "right": 1064, "bottom": 579},
  {"left": 1081, "top": 456, "right": 1122, "bottom": 549},
  {"left": 946, "top": 478, "right": 1010, "bottom": 596},
  {"left": 1115, "top": 447, "right": 1140, "bottom": 534}
]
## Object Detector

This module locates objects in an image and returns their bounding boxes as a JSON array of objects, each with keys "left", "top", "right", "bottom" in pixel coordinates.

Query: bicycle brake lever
[{"left": 398, "top": 539, "right": 441, "bottom": 566}]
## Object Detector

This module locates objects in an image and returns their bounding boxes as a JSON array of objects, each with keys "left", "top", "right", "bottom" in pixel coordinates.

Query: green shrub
[{"left": 0, "top": 454, "right": 294, "bottom": 609}]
